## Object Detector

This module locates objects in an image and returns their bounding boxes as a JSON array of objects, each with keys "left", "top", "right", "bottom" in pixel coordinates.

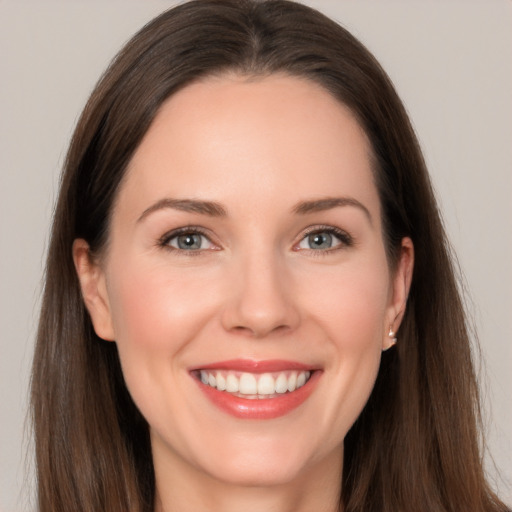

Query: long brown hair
[{"left": 31, "top": 1, "right": 508, "bottom": 511}]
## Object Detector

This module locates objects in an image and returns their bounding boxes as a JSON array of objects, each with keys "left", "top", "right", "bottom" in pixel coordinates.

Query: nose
[{"left": 220, "top": 251, "right": 300, "bottom": 338}]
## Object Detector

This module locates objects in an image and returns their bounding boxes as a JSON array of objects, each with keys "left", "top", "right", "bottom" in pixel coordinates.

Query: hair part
[{"left": 32, "top": 1, "right": 507, "bottom": 511}]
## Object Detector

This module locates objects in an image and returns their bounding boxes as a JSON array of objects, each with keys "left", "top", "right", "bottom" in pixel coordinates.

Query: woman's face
[{"left": 75, "top": 74, "right": 412, "bottom": 489}]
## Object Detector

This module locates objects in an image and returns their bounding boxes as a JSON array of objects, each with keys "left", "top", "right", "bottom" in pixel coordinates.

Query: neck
[{"left": 153, "top": 443, "right": 343, "bottom": 512}]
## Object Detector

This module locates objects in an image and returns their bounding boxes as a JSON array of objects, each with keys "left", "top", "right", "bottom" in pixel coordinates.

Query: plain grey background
[{"left": 1, "top": 1, "right": 510, "bottom": 510}]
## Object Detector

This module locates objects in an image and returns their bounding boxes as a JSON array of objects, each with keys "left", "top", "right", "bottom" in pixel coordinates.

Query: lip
[
  {"left": 190, "top": 359, "right": 322, "bottom": 420},
  {"left": 193, "top": 358, "right": 315, "bottom": 373}
]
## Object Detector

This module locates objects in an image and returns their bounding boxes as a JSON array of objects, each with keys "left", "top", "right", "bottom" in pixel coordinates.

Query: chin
[
  {"left": 204, "top": 454, "right": 307, "bottom": 487},
  {"left": 193, "top": 431, "right": 335, "bottom": 488}
]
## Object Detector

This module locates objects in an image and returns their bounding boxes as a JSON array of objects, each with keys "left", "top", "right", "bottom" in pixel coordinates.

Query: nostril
[{"left": 230, "top": 323, "right": 292, "bottom": 338}]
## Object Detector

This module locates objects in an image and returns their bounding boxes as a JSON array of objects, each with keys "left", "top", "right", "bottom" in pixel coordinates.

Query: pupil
[
  {"left": 178, "top": 234, "right": 201, "bottom": 249},
  {"left": 309, "top": 232, "right": 332, "bottom": 249}
]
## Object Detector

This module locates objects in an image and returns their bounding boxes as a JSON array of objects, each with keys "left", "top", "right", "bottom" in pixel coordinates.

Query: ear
[
  {"left": 383, "top": 237, "right": 414, "bottom": 350},
  {"left": 72, "top": 239, "right": 116, "bottom": 341}
]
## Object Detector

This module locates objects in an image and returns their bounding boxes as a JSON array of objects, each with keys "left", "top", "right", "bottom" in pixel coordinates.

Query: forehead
[{"left": 119, "top": 73, "right": 379, "bottom": 222}]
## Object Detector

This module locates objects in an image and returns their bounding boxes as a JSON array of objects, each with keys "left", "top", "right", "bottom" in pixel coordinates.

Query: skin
[{"left": 74, "top": 74, "right": 413, "bottom": 512}]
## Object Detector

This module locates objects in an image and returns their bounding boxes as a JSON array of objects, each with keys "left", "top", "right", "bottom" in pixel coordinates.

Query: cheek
[
  {"left": 104, "top": 261, "right": 225, "bottom": 432},
  {"left": 105, "top": 262, "right": 221, "bottom": 405},
  {"left": 108, "top": 262, "right": 216, "bottom": 350},
  {"left": 298, "top": 258, "right": 390, "bottom": 435},
  {"left": 320, "top": 260, "right": 390, "bottom": 388},
  {"left": 301, "top": 257, "right": 390, "bottom": 347}
]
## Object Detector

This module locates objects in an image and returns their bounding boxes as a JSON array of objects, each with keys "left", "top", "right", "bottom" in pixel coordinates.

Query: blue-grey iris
[
  {"left": 308, "top": 232, "right": 332, "bottom": 249},
  {"left": 177, "top": 233, "right": 202, "bottom": 250}
]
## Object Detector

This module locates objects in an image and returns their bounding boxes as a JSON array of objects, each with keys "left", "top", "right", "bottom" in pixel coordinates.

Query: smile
[
  {"left": 198, "top": 369, "right": 312, "bottom": 398},
  {"left": 191, "top": 359, "right": 321, "bottom": 419}
]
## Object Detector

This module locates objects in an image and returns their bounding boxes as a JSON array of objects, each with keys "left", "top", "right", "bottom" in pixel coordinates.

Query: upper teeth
[{"left": 199, "top": 370, "right": 311, "bottom": 397}]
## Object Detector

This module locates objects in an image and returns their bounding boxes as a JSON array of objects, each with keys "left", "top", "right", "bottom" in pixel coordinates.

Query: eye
[
  {"left": 296, "top": 227, "right": 352, "bottom": 251},
  {"left": 161, "top": 228, "right": 217, "bottom": 252}
]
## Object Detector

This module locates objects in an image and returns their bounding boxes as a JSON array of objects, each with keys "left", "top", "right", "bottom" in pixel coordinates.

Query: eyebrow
[
  {"left": 137, "top": 198, "right": 227, "bottom": 222},
  {"left": 137, "top": 195, "right": 371, "bottom": 223},
  {"left": 292, "top": 197, "right": 372, "bottom": 223}
]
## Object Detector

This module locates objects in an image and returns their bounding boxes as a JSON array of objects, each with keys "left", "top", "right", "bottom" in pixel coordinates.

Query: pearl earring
[{"left": 385, "top": 327, "right": 397, "bottom": 350}]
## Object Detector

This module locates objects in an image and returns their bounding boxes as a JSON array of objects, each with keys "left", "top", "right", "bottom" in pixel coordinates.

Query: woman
[{"left": 31, "top": 1, "right": 509, "bottom": 511}]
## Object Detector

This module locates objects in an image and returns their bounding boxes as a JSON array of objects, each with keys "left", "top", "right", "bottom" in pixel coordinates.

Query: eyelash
[
  {"left": 158, "top": 225, "right": 354, "bottom": 254},
  {"left": 158, "top": 226, "right": 217, "bottom": 255}
]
